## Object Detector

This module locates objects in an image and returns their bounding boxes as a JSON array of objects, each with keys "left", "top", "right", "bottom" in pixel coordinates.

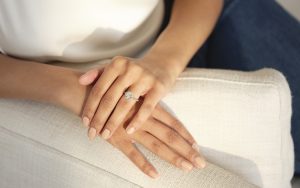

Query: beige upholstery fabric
[{"left": 0, "top": 68, "right": 293, "bottom": 188}]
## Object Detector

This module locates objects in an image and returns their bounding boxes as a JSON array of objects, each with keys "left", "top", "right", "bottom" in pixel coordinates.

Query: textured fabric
[
  {"left": 0, "top": 128, "right": 257, "bottom": 188},
  {"left": 0, "top": 0, "right": 164, "bottom": 63},
  {"left": 162, "top": 0, "right": 300, "bottom": 174},
  {"left": 0, "top": 68, "right": 293, "bottom": 188}
]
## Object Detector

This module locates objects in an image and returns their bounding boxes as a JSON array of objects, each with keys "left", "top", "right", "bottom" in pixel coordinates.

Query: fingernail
[
  {"left": 82, "top": 116, "right": 90, "bottom": 127},
  {"left": 148, "top": 170, "right": 159, "bottom": 178},
  {"left": 192, "top": 142, "right": 200, "bottom": 152},
  {"left": 79, "top": 74, "right": 88, "bottom": 83},
  {"left": 126, "top": 127, "right": 136, "bottom": 134},
  {"left": 101, "top": 129, "right": 111, "bottom": 140},
  {"left": 194, "top": 156, "right": 206, "bottom": 169},
  {"left": 88, "top": 127, "right": 97, "bottom": 140},
  {"left": 80, "top": 71, "right": 91, "bottom": 79},
  {"left": 181, "top": 160, "right": 193, "bottom": 172}
]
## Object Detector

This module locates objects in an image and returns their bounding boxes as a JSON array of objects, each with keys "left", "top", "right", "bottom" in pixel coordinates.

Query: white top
[{"left": 0, "top": 0, "right": 164, "bottom": 63}]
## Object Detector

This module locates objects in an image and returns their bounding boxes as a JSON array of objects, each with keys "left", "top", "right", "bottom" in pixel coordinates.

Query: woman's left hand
[{"left": 78, "top": 55, "right": 177, "bottom": 140}]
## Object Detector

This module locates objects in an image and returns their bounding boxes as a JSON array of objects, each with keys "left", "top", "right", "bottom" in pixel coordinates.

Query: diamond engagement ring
[{"left": 124, "top": 91, "right": 139, "bottom": 102}]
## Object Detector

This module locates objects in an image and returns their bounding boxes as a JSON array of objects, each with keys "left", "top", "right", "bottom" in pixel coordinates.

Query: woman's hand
[
  {"left": 99, "top": 99, "right": 206, "bottom": 178},
  {"left": 79, "top": 56, "right": 177, "bottom": 140}
]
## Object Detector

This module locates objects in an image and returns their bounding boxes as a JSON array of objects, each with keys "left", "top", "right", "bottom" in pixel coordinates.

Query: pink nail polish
[
  {"left": 101, "top": 129, "right": 111, "bottom": 140},
  {"left": 82, "top": 116, "right": 90, "bottom": 127},
  {"left": 181, "top": 160, "right": 193, "bottom": 172},
  {"left": 88, "top": 127, "right": 97, "bottom": 140},
  {"left": 194, "top": 156, "right": 206, "bottom": 169},
  {"left": 148, "top": 170, "right": 159, "bottom": 178}
]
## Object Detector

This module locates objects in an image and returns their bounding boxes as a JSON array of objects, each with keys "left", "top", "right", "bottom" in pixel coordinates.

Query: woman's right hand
[{"left": 105, "top": 99, "right": 206, "bottom": 178}]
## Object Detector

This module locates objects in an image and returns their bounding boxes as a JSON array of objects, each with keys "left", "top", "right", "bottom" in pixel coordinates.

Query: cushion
[{"left": 0, "top": 67, "right": 293, "bottom": 187}]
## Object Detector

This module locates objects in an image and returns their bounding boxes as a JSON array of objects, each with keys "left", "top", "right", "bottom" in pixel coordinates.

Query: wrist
[
  {"left": 55, "top": 69, "right": 91, "bottom": 116},
  {"left": 139, "top": 52, "right": 184, "bottom": 87}
]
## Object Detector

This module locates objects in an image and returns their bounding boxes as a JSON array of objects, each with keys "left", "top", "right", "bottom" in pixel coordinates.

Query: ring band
[{"left": 124, "top": 91, "right": 139, "bottom": 101}]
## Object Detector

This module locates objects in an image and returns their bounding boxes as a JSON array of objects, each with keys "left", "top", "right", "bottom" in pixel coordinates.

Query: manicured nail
[
  {"left": 148, "top": 170, "right": 159, "bottom": 178},
  {"left": 88, "top": 127, "right": 97, "bottom": 140},
  {"left": 80, "top": 71, "right": 90, "bottom": 79},
  {"left": 82, "top": 116, "right": 90, "bottom": 127},
  {"left": 79, "top": 74, "right": 88, "bottom": 84},
  {"left": 101, "top": 129, "right": 111, "bottom": 140},
  {"left": 192, "top": 142, "right": 200, "bottom": 152},
  {"left": 126, "top": 127, "right": 136, "bottom": 134},
  {"left": 181, "top": 160, "right": 193, "bottom": 172},
  {"left": 194, "top": 156, "right": 206, "bottom": 169}
]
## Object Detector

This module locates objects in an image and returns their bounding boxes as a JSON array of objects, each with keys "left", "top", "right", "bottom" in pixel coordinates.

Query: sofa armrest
[
  {"left": 162, "top": 68, "right": 293, "bottom": 188},
  {"left": 0, "top": 68, "right": 293, "bottom": 188}
]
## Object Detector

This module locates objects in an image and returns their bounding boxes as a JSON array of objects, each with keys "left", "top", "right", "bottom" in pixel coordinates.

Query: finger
[
  {"left": 153, "top": 105, "right": 199, "bottom": 151},
  {"left": 144, "top": 118, "right": 206, "bottom": 169},
  {"left": 89, "top": 70, "right": 139, "bottom": 139},
  {"left": 81, "top": 59, "right": 125, "bottom": 131},
  {"left": 111, "top": 139, "right": 159, "bottom": 178},
  {"left": 79, "top": 68, "right": 104, "bottom": 85},
  {"left": 126, "top": 87, "right": 161, "bottom": 135},
  {"left": 134, "top": 131, "right": 194, "bottom": 172},
  {"left": 103, "top": 82, "right": 149, "bottom": 140}
]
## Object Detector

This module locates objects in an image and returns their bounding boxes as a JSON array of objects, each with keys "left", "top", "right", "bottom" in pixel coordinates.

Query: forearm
[
  {"left": 143, "top": 0, "right": 224, "bottom": 77},
  {"left": 0, "top": 54, "right": 89, "bottom": 116}
]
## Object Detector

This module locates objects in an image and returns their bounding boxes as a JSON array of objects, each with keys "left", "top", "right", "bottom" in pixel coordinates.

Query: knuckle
[
  {"left": 110, "top": 60, "right": 120, "bottom": 69},
  {"left": 150, "top": 140, "right": 162, "bottom": 154},
  {"left": 113, "top": 55, "right": 126, "bottom": 62},
  {"left": 129, "top": 63, "right": 142, "bottom": 74},
  {"left": 111, "top": 57, "right": 127, "bottom": 69},
  {"left": 128, "top": 150, "right": 139, "bottom": 161},
  {"left": 101, "top": 94, "right": 114, "bottom": 106},
  {"left": 165, "top": 130, "right": 178, "bottom": 144},
  {"left": 116, "top": 56, "right": 128, "bottom": 64},
  {"left": 90, "top": 86, "right": 103, "bottom": 99},
  {"left": 171, "top": 119, "right": 183, "bottom": 130}
]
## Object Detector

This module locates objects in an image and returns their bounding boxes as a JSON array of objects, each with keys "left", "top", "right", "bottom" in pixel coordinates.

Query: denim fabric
[{"left": 162, "top": 0, "right": 300, "bottom": 174}]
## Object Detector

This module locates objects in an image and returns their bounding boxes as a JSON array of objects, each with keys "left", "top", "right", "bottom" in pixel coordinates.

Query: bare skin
[
  {"left": 0, "top": 54, "right": 205, "bottom": 178},
  {"left": 0, "top": 0, "right": 223, "bottom": 178},
  {"left": 80, "top": 0, "right": 224, "bottom": 140}
]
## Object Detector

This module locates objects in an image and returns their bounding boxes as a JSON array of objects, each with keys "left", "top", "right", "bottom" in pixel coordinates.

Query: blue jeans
[{"left": 161, "top": 0, "right": 300, "bottom": 174}]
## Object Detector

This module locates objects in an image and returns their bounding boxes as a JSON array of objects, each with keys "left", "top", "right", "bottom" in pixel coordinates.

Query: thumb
[{"left": 78, "top": 68, "right": 102, "bottom": 85}]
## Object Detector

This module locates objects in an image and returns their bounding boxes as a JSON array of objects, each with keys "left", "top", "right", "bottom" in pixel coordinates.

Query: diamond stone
[{"left": 124, "top": 91, "right": 133, "bottom": 100}]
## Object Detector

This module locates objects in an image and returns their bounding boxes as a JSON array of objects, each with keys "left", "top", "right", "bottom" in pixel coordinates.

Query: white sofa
[{"left": 0, "top": 67, "right": 294, "bottom": 188}]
